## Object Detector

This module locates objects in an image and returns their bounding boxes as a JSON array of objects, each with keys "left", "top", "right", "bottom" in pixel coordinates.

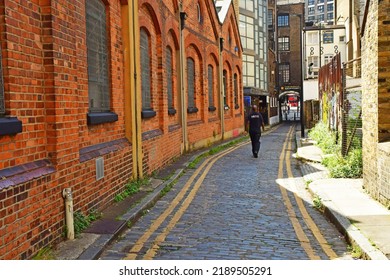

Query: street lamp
[
  {"left": 291, "top": 13, "right": 305, "bottom": 138},
  {"left": 299, "top": 15, "right": 304, "bottom": 138}
]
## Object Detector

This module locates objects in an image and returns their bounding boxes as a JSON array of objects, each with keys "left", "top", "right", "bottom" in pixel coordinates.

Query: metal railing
[{"left": 341, "top": 57, "right": 362, "bottom": 156}]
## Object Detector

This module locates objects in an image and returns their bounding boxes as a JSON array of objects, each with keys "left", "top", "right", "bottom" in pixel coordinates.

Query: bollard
[{"left": 62, "top": 188, "right": 75, "bottom": 240}]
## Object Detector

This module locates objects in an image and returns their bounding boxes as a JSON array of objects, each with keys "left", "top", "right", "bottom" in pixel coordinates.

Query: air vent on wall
[{"left": 96, "top": 157, "right": 104, "bottom": 180}]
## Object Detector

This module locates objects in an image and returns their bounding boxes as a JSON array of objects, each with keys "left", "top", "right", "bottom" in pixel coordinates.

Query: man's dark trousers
[{"left": 249, "top": 131, "right": 261, "bottom": 157}]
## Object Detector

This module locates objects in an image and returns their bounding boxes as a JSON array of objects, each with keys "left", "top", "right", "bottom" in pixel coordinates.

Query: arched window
[
  {"left": 197, "top": 3, "right": 202, "bottom": 23},
  {"left": 86, "top": 0, "right": 110, "bottom": 112},
  {"left": 187, "top": 58, "right": 197, "bottom": 112},
  {"left": 223, "top": 70, "right": 228, "bottom": 109},
  {"left": 140, "top": 29, "right": 151, "bottom": 111},
  {"left": 208, "top": 65, "right": 215, "bottom": 111},
  {"left": 166, "top": 47, "right": 175, "bottom": 114},
  {"left": 234, "top": 73, "right": 239, "bottom": 109},
  {"left": 0, "top": 44, "right": 4, "bottom": 116}
]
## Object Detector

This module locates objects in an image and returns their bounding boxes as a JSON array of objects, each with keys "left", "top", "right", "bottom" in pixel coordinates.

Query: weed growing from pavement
[
  {"left": 348, "top": 245, "right": 363, "bottom": 259},
  {"left": 73, "top": 210, "right": 102, "bottom": 236},
  {"left": 305, "top": 179, "right": 313, "bottom": 189},
  {"left": 114, "top": 178, "right": 149, "bottom": 202},
  {"left": 32, "top": 246, "right": 55, "bottom": 260},
  {"left": 313, "top": 194, "right": 324, "bottom": 212}
]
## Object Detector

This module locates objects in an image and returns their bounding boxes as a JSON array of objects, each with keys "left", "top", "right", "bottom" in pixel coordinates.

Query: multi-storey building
[
  {"left": 267, "top": 0, "right": 279, "bottom": 125},
  {"left": 302, "top": 23, "right": 346, "bottom": 100},
  {"left": 276, "top": 1, "right": 305, "bottom": 111},
  {"left": 305, "top": 0, "right": 334, "bottom": 24},
  {"left": 237, "top": 0, "right": 269, "bottom": 123}
]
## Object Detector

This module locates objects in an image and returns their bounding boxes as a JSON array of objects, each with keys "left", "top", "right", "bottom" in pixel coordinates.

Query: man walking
[{"left": 246, "top": 104, "right": 265, "bottom": 158}]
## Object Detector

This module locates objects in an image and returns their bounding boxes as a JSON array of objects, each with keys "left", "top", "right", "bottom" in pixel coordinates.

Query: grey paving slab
[{"left": 297, "top": 131, "right": 390, "bottom": 260}]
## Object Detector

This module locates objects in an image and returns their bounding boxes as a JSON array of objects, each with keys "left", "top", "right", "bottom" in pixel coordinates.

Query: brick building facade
[
  {"left": 0, "top": 0, "right": 243, "bottom": 259},
  {"left": 361, "top": 0, "right": 390, "bottom": 207}
]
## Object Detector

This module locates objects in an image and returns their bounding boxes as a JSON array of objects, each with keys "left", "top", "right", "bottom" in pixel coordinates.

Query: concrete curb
[
  {"left": 296, "top": 130, "right": 388, "bottom": 260},
  {"left": 307, "top": 185, "right": 388, "bottom": 260}
]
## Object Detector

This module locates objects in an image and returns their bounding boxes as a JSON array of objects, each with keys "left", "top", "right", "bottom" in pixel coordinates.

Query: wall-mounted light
[
  {"left": 180, "top": 12, "right": 188, "bottom": 30},
  {"left": 234, "top": 46, "right": 238, "bottom": 52}
]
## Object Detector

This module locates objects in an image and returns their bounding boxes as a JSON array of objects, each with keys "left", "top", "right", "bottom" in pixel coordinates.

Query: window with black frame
[
  {"left": 234, "top": 73, "right": 239, "bottom": 109},
  {"left": 0, "top": 44, "right": 22, "bottom": 135},
  {"left": 166, "top": 47, "right": 176, "bottom": 115},
  {"left": 85, "top": 0, "right": 118, "bottom": 124},
  {"left": 208, "top": 65, "right": 216, "bottom": 111},
  {"left": 86, "top": 0, "right": 110, "bottom": 113},
  {"left": 187, "top": 58, "right": 198, "bottom": 113},
  {"left": 0, "top": 44, "right": 4, "bottom": 116}
]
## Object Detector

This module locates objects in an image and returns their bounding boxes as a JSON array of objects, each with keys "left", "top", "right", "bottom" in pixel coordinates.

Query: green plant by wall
[
  {"left": 308, "top": 121, "right": 340, "bottom": 154},
  {"left": 73, "top": 210, "right": 101, "bottom": 236},
  {"left": 322, "top": 149, "right": 362, "bottom": 178},
  {"left": 32, "top": 246, "right": 55, "bottom": 260},
  {"left": 308, "top": 121, "right": 362, "bottom": 179}
]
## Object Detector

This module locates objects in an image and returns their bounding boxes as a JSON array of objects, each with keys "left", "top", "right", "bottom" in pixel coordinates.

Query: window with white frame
[
  {"left": 307, "top": 31, "right": 319, "bottom": 44},
  {"left": 278, "top": 36, "right": 290, "bottom": 51},
  {"left": 243, "top": 54, "right": 255, "bottom": 87},
  {"left": 324, "top": 54, "right": 333, "bottom": 65},
  {"left": 308, "top": 56, "right": 319, "bottom": 68},
  {"left": 239, "top": 0, "right": 254, "bottom": 12},
  {"left": 279, "top": 63, "right": 290, "bottom": 83},
  {"left": 239, "top": 15, "right": 254, "bottom": 50}
]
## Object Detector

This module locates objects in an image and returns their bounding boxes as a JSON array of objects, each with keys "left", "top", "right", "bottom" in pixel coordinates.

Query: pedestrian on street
[{"left": 246, "top": 104, "right": 265, "bottom": 158}]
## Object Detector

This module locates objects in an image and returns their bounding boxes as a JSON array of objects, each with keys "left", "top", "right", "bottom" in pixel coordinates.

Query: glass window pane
[
  {"left": 140, "top": 29, "right": 151, "bottom": 109},
  {"left": 187, "top": 58, "right": 195, "bottom": 108},
  {"left": 86, "top": 0, "right": 110, "bottom": 112},
  {"left": 166, "top": 48, "right": 173, "bottom": 109},
  {"left": 0, "top": 45, "right": 5, "bottom": 115}
]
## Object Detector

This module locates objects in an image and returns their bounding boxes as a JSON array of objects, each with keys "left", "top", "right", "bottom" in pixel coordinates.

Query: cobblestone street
[{"left": 99, "top": 123, "right": 352, "bottom": 260}]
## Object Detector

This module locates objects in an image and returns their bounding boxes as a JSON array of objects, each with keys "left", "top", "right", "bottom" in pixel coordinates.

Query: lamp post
[
  {"left": 291, "top": 13, "right": 305, "bottom": 138},
  {"left": 299, "top": 15, "right": 304, "bottom": 138}
]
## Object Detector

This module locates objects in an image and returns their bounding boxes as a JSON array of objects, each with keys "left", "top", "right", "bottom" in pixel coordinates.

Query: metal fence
[{"left": 341, "top": 57, "right": 362, "bottom": 156}]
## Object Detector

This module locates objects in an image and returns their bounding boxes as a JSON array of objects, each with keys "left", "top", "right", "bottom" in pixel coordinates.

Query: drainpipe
[
  {"left": 219, "top": 37, "right": 225, "bottom": 140},
  {"left": 62, "top": 188, "right": 74, "bottom": 240},
  {"left": 121, "top": 1, "right": 142, "bottom": 179},
  {"left": 179, "top": 2, "right": 188, "bottom": 152},
  {"left": 132, "top": 0, "right": 143, "bottom": 179}
]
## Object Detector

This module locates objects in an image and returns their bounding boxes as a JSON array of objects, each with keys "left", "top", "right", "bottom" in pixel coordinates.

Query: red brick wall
[
  {"left": 0, "top": 0, "right": 133, "bottom": 259},
  {"left": 0, "top": 0, "right": 243, "bottom": 259}
]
